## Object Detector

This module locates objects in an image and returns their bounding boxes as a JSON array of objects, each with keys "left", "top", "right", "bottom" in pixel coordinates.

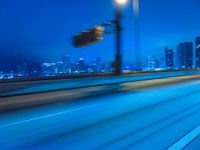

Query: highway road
[{"left": 1, "top": 75, "right": 200, "bottom": 150}]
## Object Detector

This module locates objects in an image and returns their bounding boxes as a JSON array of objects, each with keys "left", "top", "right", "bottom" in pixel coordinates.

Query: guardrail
[
  {"left": 0, "top": 70, "right": 200, "bottom": 97},
  {"left": 0, "top": 69, "right": 199, "bottom": 84}
]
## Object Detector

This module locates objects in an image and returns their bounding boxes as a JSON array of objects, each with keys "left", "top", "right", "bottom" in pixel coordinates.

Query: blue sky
[{"left": 0, "top": 0, "right": 200, "bottom": 70}]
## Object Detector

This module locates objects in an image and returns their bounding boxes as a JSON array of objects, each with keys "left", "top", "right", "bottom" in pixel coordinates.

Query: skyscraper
[
  {"left": 62, "top": 55, "right": 70, "bottom": 64},
  {"left": 147, "top": 56, "right": 160, "bottom": 71},
  {"left": 79, "top": 58, "right": 85, "bottom": 73},
  {"left": 96, "top": 57, "right": 102, "bottom": 73},
  {"left": 176, "top": 42, "right": 193, "bottom": 69},
  {"left": 196, "top": 37, "right": 200, "bottom": 68},
  {"left": 62, "top": 55, "right": 71, "bottom": 73},
  {"left": 16, "top": 65, "right": 22, "bottom": 75},
  {"left": 22, "top": 63, "right": 29, "bottom": 76},
  {"left": 165, "top": 47, "right": 174, "bottom": 70}
]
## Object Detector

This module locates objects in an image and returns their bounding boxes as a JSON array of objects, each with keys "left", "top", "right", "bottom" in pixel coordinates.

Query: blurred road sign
[{"left": 73, "top": 26, "right": 104, "bottom": 47}]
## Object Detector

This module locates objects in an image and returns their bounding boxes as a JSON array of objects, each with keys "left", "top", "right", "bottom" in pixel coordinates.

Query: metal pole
[
  {"left": 133, "top": 0, "right": 141, "bottom": 70},
  {"left": 115, "top": 7, "right": 122, "bottom": 74}
]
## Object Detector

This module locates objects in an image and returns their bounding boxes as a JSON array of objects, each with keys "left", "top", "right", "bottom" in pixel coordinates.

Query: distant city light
[{"left": 0, "top": 35, "right": 200, "bottom": 80}]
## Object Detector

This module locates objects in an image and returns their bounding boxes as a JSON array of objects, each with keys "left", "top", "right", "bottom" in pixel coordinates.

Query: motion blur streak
[
  {"left": 0, "top": 104, "right": 98, "bottom": 128},
  {"left": 1, "top": 71, "right": 199, "bottom": 97},
  {"left": 167, "top": 125, "right": 200, "bottom": 150},
  {"left": 1, "top": 76, "right": 200, "bottom": 149},
  {"left": 133, "top": 0, "right": 139, "bottom": 16}
]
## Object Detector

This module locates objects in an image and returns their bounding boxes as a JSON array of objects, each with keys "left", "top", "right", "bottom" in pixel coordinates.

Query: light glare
[{"left": 116, "top": 0, "right": 127, "bottom": 5}]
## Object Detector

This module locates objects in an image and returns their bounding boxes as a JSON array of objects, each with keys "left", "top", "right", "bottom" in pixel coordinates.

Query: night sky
[{"left": 1, "top": 0, "right": 200, "bottom": 71}]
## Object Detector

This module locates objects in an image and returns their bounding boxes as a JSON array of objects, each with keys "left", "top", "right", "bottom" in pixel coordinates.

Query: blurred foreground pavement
[{"left": 1, "top": 74, "right": 200, "bottom": 149}]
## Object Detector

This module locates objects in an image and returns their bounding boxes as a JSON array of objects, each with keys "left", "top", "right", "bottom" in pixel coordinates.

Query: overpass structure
[{"left": 0, "top": 70, "right": 200, "bottom": 149}]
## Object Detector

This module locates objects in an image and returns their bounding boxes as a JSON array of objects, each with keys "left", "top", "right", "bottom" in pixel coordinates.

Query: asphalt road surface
[{"left": 1, "top": 75, "right": 200, "bottom": 150}]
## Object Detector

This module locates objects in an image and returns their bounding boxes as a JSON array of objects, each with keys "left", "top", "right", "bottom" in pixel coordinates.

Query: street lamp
[
  {"left": 116, "top": 0, "right": 128, "bottom": 5},
  {"left": 114, "top": 0, "right": 127, "bottom": 74}
]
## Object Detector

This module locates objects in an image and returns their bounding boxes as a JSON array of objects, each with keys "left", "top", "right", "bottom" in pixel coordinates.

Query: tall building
[
  {"left": 96, "top": 57, "right": 102, "bottom": 73},
  {"left": 176, "top": 42, "right": 193, "bottom": 69},
  {"left": 16, "top": 65, "right": 22, "bottom": 75},
  {"left": 22, "top": 63, "right": 29, "bottom": 76},
  {"left": 147, "top": 56, "right": 160, "bottom": 71},
  {"left": 56, "top": 62, "right": 65, "bottom": 74},
  {"left": 31, "top": 67, "right": 39, "bottom": 77},
  {"left": 79, "top": 58, "right": 85, "bottom": 73},
  {"left": 159, "top": 57, "right": 165, "bottom": 69},
  {"left": 196, "top": 37, "right": 200, "bottom": 68},
  {"left": 62, "top": 55, "right": 71, "bottom": 73},
  {"left": 62, "top": 55, "right": 70, "bottom": 64},
  {"left": 165, "top": 47, "right": 174, "bottom": 70},
  {"left": 41, "top": 63, "right": 57, "bottom": 76},
  {"left": 71, "top": 61, "right": 79, "bottom": 73}
]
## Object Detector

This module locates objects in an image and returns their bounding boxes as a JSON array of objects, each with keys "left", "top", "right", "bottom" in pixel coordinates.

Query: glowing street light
[{"left": 116, "top": 0, "right": 128, "bottom": 5}]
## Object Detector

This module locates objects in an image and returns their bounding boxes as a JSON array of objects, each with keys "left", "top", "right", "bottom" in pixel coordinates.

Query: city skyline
[
  {"left": 1, "top": 35, "right": 200, "bottom": 79},
  {"left": 1, "top": 0, "right": 200, "bottom": 71},
  {"left": 1, "top": 1, "right": 200, "bottom": 149}
]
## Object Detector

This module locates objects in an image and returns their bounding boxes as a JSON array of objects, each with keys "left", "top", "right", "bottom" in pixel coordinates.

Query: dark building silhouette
[
  {"left": 22, "top": 63, "right": 29, "bottom": 76},
  {"left": 62, "top": 55, "right": 70, "bottom": 65},
  {"left": 165, "top": 47, "right": 174, "bottom": 70},
  {"left": 62, "top": 55, "right": 71, "bottom": 73},
  {"left": 16, "top": 65, "right": 22, "bottom": 75},
  {"left": 176, "top": 42, "right": 193, "bottom": 69},
  {"left": 79, "top": 58, "right": 85, "bottom": 73},
  {"left": 196, "top": 37, "right": 200, "bottom": 68},
  {"left": 96, "top": 57, "right": 102, "bottom": 73}
]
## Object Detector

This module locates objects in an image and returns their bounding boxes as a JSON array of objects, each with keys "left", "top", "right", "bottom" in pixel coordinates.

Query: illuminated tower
[
  {"left": 165, "top": 47, "right": 174, "bottom": 70},
  {"left": 196, "top": 37, "right": 200, "bottom": 68},
  {"left": 177, "top": 42, "right": 193, "bottom": 69}
]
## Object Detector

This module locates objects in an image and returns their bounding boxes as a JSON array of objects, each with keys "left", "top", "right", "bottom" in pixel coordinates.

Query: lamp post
[
  {"left": 114, "top": 0, "right": 127, "bottom": 74},
  {"left": 133, "top": 0, "right": 141, "bottom": 70}
]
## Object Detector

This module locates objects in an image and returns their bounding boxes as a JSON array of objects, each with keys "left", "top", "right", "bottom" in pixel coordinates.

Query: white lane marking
[
  {"left": 0, "top": 104, "right": 98, "bottom": 128},
  {"left": 167, "top": 125, "right": 200, "bottom": 150},
  {"left": 190, "top": 81, "right": 200, "bottom": 85}
]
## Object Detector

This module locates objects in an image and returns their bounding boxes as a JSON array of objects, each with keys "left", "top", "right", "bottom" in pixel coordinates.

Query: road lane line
[
  {"left": 167, "top": 125, "right": 200, "bottom": 150},
  {"left": 0, "top": 104, "right": 98, "bottom": 128},
  {"left": 190, "top": 81, "right": 200, "bottom": 85}
]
